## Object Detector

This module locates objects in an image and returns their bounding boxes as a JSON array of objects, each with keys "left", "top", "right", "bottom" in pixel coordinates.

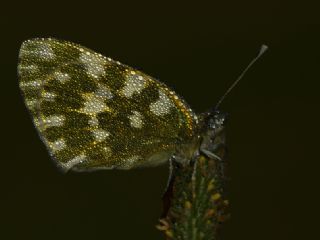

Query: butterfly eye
[
  {"left": 206, "top": 111, "right": 227, "bottom": 130},
  {"left": 215, "top": 112, "right": 228, "bottom": 126}
]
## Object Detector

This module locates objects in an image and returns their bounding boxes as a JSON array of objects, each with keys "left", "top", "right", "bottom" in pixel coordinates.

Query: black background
[{"left": 1, "top": 1, "right": 319, "bottom": 239}]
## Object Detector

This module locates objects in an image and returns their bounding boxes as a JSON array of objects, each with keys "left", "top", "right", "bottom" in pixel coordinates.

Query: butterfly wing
[{"left": 18, "top": 38, "right": 197, "bottom": 172}]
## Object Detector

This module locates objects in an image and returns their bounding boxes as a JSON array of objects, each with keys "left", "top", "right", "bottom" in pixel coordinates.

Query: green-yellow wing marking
[{"left": 18, "top": 38, "right": 198, "bottom": 172}]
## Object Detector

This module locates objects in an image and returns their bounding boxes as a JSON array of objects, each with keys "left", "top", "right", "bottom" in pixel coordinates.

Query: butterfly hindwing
[{"left": 18, "top": 38, "right": 197, "bottom": 172}]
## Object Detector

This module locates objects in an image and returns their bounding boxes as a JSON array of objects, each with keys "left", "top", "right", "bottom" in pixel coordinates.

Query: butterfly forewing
[{"left": 18, "top": 38, "right": 197, "bottom": 172}]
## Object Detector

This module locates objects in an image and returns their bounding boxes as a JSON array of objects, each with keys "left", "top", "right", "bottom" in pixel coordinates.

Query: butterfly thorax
[
  {"left": 199, "top": 111, "right": 227, "bottom": 160},
  {"left": 172, "top": 110, "right": 227, "bottom": 165}
]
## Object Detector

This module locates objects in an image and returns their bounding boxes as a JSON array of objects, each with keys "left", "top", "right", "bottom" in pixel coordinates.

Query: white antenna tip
[{"left": 259, "top": 44, "right": 268, "bottom": 55}]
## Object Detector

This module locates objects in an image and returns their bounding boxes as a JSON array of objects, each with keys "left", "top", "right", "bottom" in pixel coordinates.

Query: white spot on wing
[
  {"left": 88, "top": 116, "right": 99, "bottom": 126},
  {"left": 103, "top": 146, "right": 112, "bottom": 154},
  {"left": 92, "top": 129, "right": 110, "bottom": 142},
  {"left": 19, "top": 80, "right": 42, "bottom": 88},
  {"left": 36, "top": 43, "right": 55, "bottom": 59},
  {"left": 53, "top": 71, "right": 70, "bottom": 83},
  {"left": 18, "top": 64, "right": 38, "bottom": 75},
  {"left": 150, "top": 90, "right": 174, "bottom": 116},
  {"left": 80, "top": 93, "right": 110, "bottom": 115},
  {"left": 95, "top": 85, "right": 113, "bottom": 99},
  {"left": 122, "top": 155, "right": 141, "bottom": 169},
  {"left": 61, "top": 154, "right": 86, "bottom": 171},
  {"left": 20, "top": 41, "right": 55, "bottom": 60},
  {"left": 41, "top": 115, "right": 65, "bottom": 128},
  {"left": 25, "top": 99, "right": 38, "bottom": 110},
  {"left": 128, "top": 111, "right": 144, "bottom": 128},
  {"left": 49, "top": 139, "right": 66, "bottom": 152},
  {"left": 42, "top": 91, "right": 56, "bottom": 101},
  {"left": 121, "top": 72, "right": 147, "bottom": 98},
  {"left": 79, "top": 52, "right": 105, "bottom": 78}
]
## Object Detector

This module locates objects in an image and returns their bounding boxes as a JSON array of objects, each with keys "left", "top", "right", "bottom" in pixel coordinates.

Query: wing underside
[{"left": 18, "top": 38, "right": 197, "bottom": 171}]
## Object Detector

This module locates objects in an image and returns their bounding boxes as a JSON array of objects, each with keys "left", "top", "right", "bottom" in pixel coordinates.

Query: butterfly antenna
[{"left": 214, "top": 44, "right": 268, "bottom": 110}]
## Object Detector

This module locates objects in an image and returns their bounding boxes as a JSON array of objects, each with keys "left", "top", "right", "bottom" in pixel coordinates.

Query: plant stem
[{"left": 157, "top": 140, "right": 229, "bottom": 240}]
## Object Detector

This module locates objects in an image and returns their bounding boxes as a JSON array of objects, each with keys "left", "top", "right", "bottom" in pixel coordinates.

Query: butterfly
[
  {"left": 18, "top": 38, "right": 267, "bottom": 173},
  {"left": 18, "top": 38, "right": 201, "bottom": 172}
]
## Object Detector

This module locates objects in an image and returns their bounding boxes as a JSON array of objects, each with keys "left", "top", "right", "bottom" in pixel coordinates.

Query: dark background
[{"left": 1, "top": 1, "right": 319, "bottom": 239}]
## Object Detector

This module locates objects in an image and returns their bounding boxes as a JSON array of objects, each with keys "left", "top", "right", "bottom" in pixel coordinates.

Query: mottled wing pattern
[{"left": 18, "top": 38, "right": 198, "bottom": 172}]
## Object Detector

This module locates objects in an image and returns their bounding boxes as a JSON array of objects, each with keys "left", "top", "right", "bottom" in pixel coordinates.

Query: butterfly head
[
  {"left": 200, "top": 109, "right": 227, "bottom": 136},
  {"left": 208, "top": 110, "right": 227, "bottom": 130}
]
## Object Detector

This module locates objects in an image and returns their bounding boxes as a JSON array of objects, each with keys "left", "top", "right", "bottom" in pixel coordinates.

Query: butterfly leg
[
  {"left": 166, "top": 157, "right": 174, "bottom": 190},
  {"left": 164, "top": 155, "right": 188, "bottom": 190},
  {"left": 200, "top": 148, "right": 222, "bottom": 161},
  {"left": 161, "top": 157, "right": 180, "bottom": 217},
  {"left": 199, "top": 123, "right": 226, "bottom": 162},
  {"left": 200, "top": 141, "right": 226, "bottom": 160}
]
